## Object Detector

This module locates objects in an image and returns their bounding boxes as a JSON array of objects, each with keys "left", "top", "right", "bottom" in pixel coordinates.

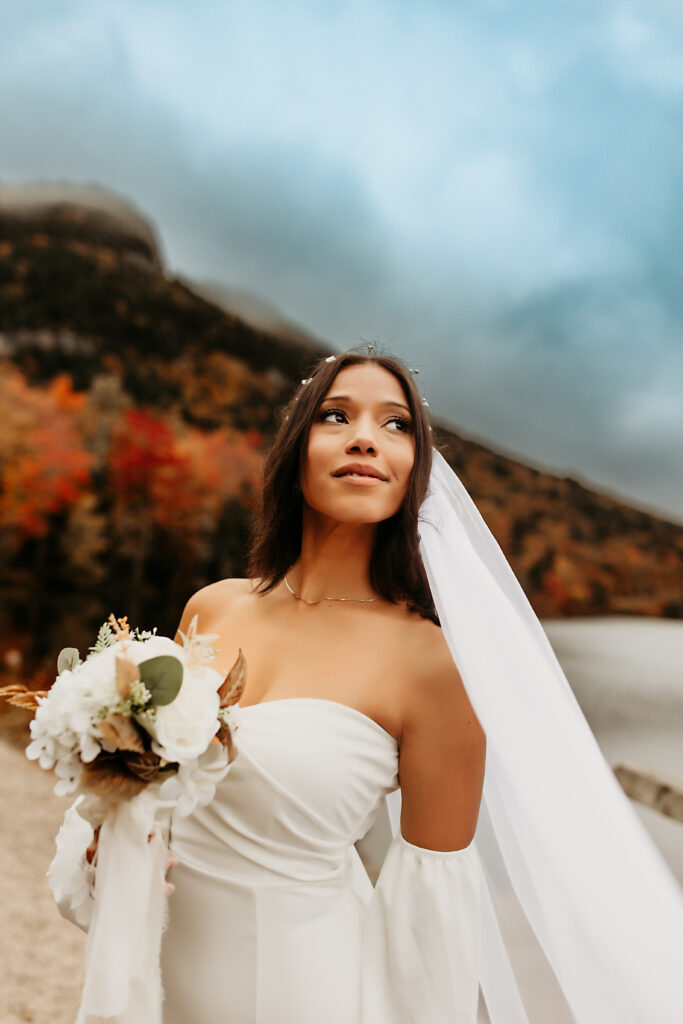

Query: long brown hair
[{"left": 247, "top": 347, "right": 442, "bottom": 624}]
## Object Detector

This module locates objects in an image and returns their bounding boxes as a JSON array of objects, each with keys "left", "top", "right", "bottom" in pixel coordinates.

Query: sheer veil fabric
[{"left": 385, "top": 447, "right": 683, "bottom": 1023}]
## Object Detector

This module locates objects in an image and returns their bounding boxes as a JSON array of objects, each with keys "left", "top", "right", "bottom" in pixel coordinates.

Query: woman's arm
[
  {"left": 360, "top": 635, "right": 486, "bottom": 1023},
  {"left": 398, "top": 634, "right": 486, "bottom": 851}
]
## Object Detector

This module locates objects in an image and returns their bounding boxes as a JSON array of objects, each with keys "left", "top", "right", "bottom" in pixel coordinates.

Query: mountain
[
  {"left": 0, "top": 182, "right": 681, "bottom": 634},
  {"left": 185, "top": 279, "right": 328, "bottom": 352},
  {"left": 0, "top": 183, "right": 332, "bottom": 435}
]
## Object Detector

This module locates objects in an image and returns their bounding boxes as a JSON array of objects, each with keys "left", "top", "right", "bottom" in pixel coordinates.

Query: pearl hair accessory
[{"left": 289, "top": 350, "right": 431, "bottom": 426}]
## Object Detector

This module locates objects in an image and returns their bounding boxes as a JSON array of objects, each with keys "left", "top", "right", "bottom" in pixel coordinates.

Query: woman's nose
[
  {"left": 347, "top": 437, "right": 377, "bottom": 454},
  {"left": 346, "top": 417, "right": 381, "bottom": 452}
]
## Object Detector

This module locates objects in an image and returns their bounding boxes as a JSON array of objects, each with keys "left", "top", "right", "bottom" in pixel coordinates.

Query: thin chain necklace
[{"left": 283, "top": 573, "right": 378, "bottom": 604}]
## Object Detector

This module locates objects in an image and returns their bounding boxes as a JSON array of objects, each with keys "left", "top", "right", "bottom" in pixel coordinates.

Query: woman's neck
[{"left": 291, "top": 519, "right": 377, "bottom": 604}]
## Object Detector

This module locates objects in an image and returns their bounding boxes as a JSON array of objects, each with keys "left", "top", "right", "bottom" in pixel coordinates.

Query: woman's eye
[
  {"left": 319, "top": 409, "right": 347, "bottom": 424},
  {"left": 387, "top": 416, "right": 412, "bottom": 433},
  {"left": 318, "top": 409, "right": 412, "bottom": 432}
]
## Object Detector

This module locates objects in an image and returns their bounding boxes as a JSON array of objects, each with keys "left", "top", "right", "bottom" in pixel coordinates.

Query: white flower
[
  {"left": 143, "top": 661, "right": 221, "bottom": 764},
  {"left": 133, "top": 627, "right": 157, "bottom": 641},
  {"left": 25, "top": 629, "right": 227, "bottom": 805},
  {"left": 120, "top": 637, "right": 223, "bottom": 764},
  {"left": 158, "top": 742, "right": 231, "bottom": 817},
  {"left": 25, "top": 658, "right": 120, "bottom": 792}
]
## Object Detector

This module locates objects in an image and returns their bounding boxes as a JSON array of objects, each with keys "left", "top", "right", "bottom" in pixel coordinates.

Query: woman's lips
[{"left": 334, "top": 472, "right": 385, "bottom": 485}]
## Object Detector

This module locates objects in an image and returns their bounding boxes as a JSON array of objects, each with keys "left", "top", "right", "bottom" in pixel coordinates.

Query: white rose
[{"left": 142, "top": 662, "right": 221, "bottom": 764}]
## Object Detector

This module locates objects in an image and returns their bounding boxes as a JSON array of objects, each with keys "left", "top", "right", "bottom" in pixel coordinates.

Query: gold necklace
[{"left": 283, "top": 573, "right": 378, "bottom": 604}]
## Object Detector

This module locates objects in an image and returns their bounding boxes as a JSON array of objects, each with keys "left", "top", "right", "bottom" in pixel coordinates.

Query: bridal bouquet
[{"left": 0, "top": 612, "right": 246, "bottom": 1024}]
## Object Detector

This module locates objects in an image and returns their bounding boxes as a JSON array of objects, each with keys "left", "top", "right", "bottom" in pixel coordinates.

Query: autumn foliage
[
  {"left": 0, "top": 362, "right": 263, "bottom": 578},
  {"left": 108, "top": 409, "right": 262, "bottom": 530},
  {"left": 0, "top": 369, "right": 93, "bottom": 542}
]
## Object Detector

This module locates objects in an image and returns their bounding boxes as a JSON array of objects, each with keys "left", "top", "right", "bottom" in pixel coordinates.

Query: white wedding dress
[
  {"left": 162, "top": 697, "right": 483, "bottom": 1024},
  {"left": 55, "top": 697, "right": 483, "bottom": 1023}
]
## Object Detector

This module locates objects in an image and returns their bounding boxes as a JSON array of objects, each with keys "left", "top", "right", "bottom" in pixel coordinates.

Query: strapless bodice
[{"left": 168, "top": 698, "right": 399, "bottom": 887}]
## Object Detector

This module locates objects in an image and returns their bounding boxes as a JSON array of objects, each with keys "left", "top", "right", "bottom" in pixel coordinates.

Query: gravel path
[{"left": 0, "top": 739, "right": 85, "bottom": 1024}]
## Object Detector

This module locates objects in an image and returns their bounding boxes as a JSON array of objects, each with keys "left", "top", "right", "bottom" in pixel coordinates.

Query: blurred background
[{"left": 0, "top": 2, "right": 681, "bottom": 1022}]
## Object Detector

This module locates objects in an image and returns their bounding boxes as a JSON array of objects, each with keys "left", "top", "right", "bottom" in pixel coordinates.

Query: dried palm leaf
[
  {"left": 115, "top": 656, "right": 140, "bottom": 700},
  {"left": 176, "top": 613, "right": 221, "bottom": 669},
  {"left": 0, "top": 684, "right": 49, "bottom": 711},
  {"left": 216, "top": 723, "right": 238, "bottom": 764},
  {"left": 218, "top": 648, "right": 247, "bottom": 708},
  {"left": 81, "top": 752, "right": 148, "bottom": 800},
  {"left": 96, "top": 713, "right": 146, "bottom": 752},
  {"left": 124, "top": 750, "right": 171, "bottom": 784}
]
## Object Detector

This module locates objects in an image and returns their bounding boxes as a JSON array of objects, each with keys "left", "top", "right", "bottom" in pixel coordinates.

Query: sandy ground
[
  {"left": 0, "top": 738, "right": 85, "bottom": 1024},
  {"left": 1, "top": 616, "right": 681, "bottom": 1023}
]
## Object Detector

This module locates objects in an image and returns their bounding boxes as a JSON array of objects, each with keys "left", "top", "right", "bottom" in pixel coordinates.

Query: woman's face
[{"left": 302, "top": 362, "right": 416, "bottom": 523}]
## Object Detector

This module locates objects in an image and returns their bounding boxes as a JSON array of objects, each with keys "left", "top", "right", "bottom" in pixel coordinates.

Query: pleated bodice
[{"left": 168, "top": 698, "right": 400, "bottom": 888}]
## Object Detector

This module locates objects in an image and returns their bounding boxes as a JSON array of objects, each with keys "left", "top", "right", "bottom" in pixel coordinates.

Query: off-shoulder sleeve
[{"left": 361, "top": 830, "right": 482, "bottom": 1024}]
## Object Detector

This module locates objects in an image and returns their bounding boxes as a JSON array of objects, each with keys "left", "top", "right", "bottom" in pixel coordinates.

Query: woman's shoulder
[
  {"left": 390, "top": 606, "right": 467, "bottom": 706},
  {"left": 203, "top": 577, "right": 256, "bottom": 599},
  {"left": 387, "top": 600, "right": 442, "bottom": 647},
  {"left": 178, "top": 578, "right": 257, "bottom": 628}
]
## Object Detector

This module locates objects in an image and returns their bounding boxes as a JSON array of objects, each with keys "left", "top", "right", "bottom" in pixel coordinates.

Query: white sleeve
[
  {"left": 47, "top": 795, "right": 96, "bottom": 933},
  {"left": 361, "top": 830, "right": 482, "bottom": 1023}
]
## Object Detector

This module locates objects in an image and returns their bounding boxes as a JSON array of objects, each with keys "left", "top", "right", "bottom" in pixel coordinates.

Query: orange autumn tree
[
  {"left": 0, "top": 366, "right": 93, "bottom": 547},
  {"left": 174, "top": 427, "right": 264, "bottom": 519},
  {"left": 0, "top": 366, "right": 265, "bottom": 624}
]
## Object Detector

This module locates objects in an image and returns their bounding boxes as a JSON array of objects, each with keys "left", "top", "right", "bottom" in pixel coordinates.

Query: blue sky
[{"left": 2, "top": 0, "right": 682, "bottom": 519}]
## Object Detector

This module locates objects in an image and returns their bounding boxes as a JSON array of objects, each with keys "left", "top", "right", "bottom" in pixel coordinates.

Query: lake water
[
  {"left": 476, "top": 616, "right": 683, "bottom": 1021},
  {"left": 543, "top": 616, "right": 683, "bottom": 884}
]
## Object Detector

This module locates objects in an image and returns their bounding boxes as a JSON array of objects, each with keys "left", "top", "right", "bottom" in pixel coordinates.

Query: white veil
[{"left": 384, "top": 447, "right": 683, "bottom": 1023}]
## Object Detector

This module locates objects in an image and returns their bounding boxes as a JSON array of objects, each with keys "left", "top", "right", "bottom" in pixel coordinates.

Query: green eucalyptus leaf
[
  {"left": 138, "top": 655, "right": 183, "bottom": 707},
  {"left": 57, "top": 647, "right": 81, "bottom": 674}
]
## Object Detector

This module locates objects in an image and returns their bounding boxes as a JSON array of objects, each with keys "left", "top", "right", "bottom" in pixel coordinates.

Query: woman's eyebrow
[{"left": 321, "top": 394, "right": 411, "bottom": 414}]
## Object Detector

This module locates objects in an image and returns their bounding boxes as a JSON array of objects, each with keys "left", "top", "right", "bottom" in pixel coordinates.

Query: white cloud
[{"left": 0, "top": 0, "right": 682, "bottom": 517}]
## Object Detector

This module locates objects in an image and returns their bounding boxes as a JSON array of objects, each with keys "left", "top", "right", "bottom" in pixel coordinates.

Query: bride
[
  {"left": 159, "top": 351, "right": 487, "bottom": 1023},
  {"left": 60, "top": 346, "right": 683, "bottom": 1023}
]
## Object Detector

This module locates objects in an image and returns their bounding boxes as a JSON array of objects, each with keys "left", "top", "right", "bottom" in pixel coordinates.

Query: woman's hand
[
  {"left": 85, "top": 824, "right": 101, "bottom": 867},
  {"left": 164, "top": 851, "right": 179, "bottom": 893},
  {"left": 85, "top": 825, "right": 179, "bottom": 893}
]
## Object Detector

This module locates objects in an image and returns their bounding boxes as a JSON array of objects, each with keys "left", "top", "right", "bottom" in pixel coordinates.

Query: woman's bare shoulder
[
  {"left": 175, "top": 578, "right": 256, "bottom": 635},
  {"left": 390, "top": 608, "right": 469, "bottom": 709},
  {"left": 389, "top": 603, "right": 442, "bottom": 651},
  {"left": 198, "top": 577, "right": 256, "bottom": 601}
]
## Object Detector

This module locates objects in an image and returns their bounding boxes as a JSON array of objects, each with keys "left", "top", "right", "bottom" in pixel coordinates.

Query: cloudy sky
[{"left": 2, "top": 0, "right": 682, "bottom": 520}]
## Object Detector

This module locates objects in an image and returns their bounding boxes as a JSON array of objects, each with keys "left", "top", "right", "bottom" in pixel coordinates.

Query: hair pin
[{"left": 324, "top": 355, "right": 337, "bottom": 363}]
